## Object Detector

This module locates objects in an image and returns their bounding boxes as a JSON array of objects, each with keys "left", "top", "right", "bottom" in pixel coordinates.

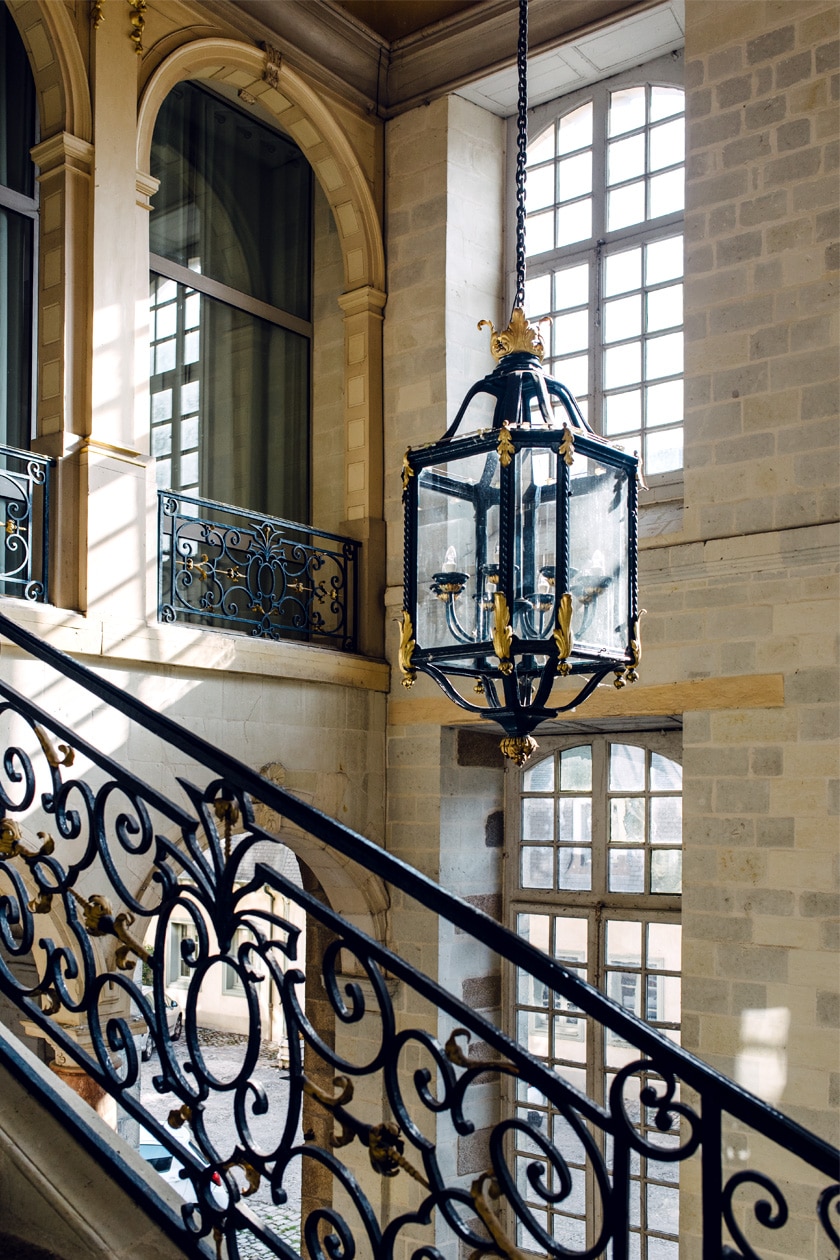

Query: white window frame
[
  {"left": 504, "top": 730, "right": 683, "bottom": 1259},
  {"left": 507, "top": 54, "right": 685, "bottom": 491}
]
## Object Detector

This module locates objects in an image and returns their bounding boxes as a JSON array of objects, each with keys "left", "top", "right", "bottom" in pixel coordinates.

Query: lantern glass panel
[
  {"left": 568, "top": 456, "right": 630, "bottom": 653},
  {"left": 416, "top": 449, "right": 500, "bottom": 654},
  {"left": 512, "top": 445, "right": 558, "bottom": 642}
]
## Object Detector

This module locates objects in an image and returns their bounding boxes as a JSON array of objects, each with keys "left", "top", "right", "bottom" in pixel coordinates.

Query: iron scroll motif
[
  {"left": 0, "top": 446, "right": 53, "bottom": 602},
  {"left": 158, "top": 491, "right": 359, "bottom": 650},
  {"left": 0, "top": 615, "right": 836, "bottom": 1259}
]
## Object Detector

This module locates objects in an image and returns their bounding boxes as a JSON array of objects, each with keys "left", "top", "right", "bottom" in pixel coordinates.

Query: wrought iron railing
[
  {"left": 0, "top": 445, "right": 53, "bottom": 602},
  {"left": 0, "top": 610, "right": 835, "bottom": 1260},
  {"left": 159, "top": 491, "right": 359, "bottom": 650}
]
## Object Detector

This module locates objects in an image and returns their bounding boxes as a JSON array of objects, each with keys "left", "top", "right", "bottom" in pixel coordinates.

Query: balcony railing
[
  {"left": 0, "top": 445, "right": 53, "bottom": 602},
  {"left": 159, "top": 491, "right": 359, "bottom": 650},
  {"left": 0, "top": 611, "right": 836, "bottom": 1260}
]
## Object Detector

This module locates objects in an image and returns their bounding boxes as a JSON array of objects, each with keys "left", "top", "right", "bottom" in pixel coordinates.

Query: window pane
[
  {"left": 649, "top": 118, "right": 685, "bottom": 172},
  {"left": 651, "top": 850, "right": 682, "bottom": 894},
  {"left": 646, "top": 235, "right": 683, "bottom": 284},
  {"left": 650, "top": 797, "right": 682, "bottom": 845},
  {"left": 611, "top": 798, "right": 646, "bottom": 844},
  {"left": 527, "top": 162, "right": 555, "bottom": 213},
  {"left": 609, "top": 849, "right": 645, "bottom": 892},
  {"left": 553, "top": 353, "right": 589, "bottom": 398},
  {"left": 604, "top": 341, "right": 641, "bottom": 390},
  {"left": 560, "top": 745, "right": 592, "bottom": 791},
  {"left": 605, "top": 247, "right": 642, "bottom": 297},
  {"left": 607, "top": 919, "right": 642, "bottom": 967},
  {"left": 553, "top": 310, "right": 588, "bottom": 355},
  {"left": 522, "top": 846, "right": 553, "bottom": 888},
  {"left": 645, "top": 426, "right": 683, "bottom": 474},
  {"left": 609, "top": 86, "right": 646, "bottom": 136},
  {"left": 557, "top": 848, "right": 592, "bottom": 891},
  {"left": 648, "top": 922, "right": 682, "bottom": 970},
  {"left": 608, "top": 134, "right": 645, "bottom": 186},
  {"left": 527, "top": 210, "right": 554, "bottom": 256},
  {"left": 610, "top": 744, "right": 646, "bottom": 790},
  {"left": 558, "top": 151, "right": 592, "bottom": 201},
  {"left": 646, "top": 332, "right": 683, "bottom": 381},
  {"left": 518, "top": 912, "right": 550, "bottom": 951},
  {"left": 604, "top": 295, "right": 642, "bottom": 343},
  {"left": 646, "top": 283, "right": 683, "bottom": 332},
  {"left": 558, "top": 102, "right": 593, "bottom": 154},
  {"left": 605, "top": 390, "right": 641, "bottom": 436},
  {"left": 524, "top": 756, "right": 555, "bottom": 792},
  {"left": 553, "top": 263, "right": 589, "bottom": 311},
  {"left": 651, "top": 753, "right": 682, "bottom": 791},
  {"left": 558, "top": 798, "right": 592, "bottom": 843},
  {"left": 556, "top": 199, "right": 592, "bottom": 247},
  {"left": 528, "top": 123, "right": 555, "bottom": 165},
  {"left": 608, "top": 181, "right": 645, "bottom": 231},
  {"left": 650, "top": 85, "right": 685, "bottom": 122},
  {"left": 522, "top": 797, "right": 553, "bottom": 840},
  {"left": 650, "top": 168, "right": 684, "bottom": 218},
  {"left": 554, "top": 916, "right": 588, "bottom": 962},
  {"left": 525, "top": 273, "right": 551, "bottom": 316},
  {"left": 0, "top": 5, "right": 37, "bottom": 198},
  {"left": 646, "top": 380, "right": 683, "bottom": 427}
]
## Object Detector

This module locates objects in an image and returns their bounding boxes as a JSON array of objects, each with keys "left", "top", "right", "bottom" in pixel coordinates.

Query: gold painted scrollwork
[
  {"left": 559, "top": 425, "right": 575, "bottom": 466},
  {"left": 491, "top": 594, "right": 513, "bottom": 675},
  {"left": 469, "top": 1171, "right": 532, "bottom": 1260},
  {"left": 397, "top": 611, "right": 416, "bottom": 688},
  {"left": 34, "top": 725, "right": 75, "bottom": 769},
  {"left": 553, "top": 592, "right": 574, "bottom": 675},
  {"left": 128, "top": 0, "right": 146, "bottom": 54}
]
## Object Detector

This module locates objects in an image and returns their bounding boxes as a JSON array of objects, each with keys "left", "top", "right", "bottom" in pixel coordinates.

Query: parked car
[
  {"left": 138, "top": 1126, "right": 224, "bottom": 1202},
  {"left": 140, "top": 986, "right": 183, "bottom": 1061}
]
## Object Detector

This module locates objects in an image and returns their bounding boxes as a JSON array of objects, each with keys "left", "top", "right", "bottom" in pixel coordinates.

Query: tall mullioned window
[
  {"left": 507, "top": 732, "right": 682, "bottom": 1258},
  {"left": 150, "top": 82, "right": 313, "bottom": 523},
  {"left": 521, "top": 61, "right": 685, "bottom": 478},
  {"left": 0, "top": 1, "right": 37, "bottom": 451}
]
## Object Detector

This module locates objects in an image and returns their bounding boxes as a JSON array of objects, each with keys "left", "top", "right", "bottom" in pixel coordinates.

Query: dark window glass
[
  {"left": 0, "top": 1, "right": 37, "bottom": 450},
  {"left": 150, "top": 82, "right": 312, "bottom": 522}
]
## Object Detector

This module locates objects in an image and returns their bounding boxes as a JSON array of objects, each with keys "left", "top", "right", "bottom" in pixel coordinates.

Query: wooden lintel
[{"left": 388, "top": 674, "right": 785, "bottom": 728}]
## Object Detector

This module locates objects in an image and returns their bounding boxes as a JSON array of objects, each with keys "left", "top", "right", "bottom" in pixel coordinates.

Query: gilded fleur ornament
[
  {"left": 615, "top": 610, "right": 644, "bottom": 688},
  {"left": 478, "top": 307, "right": 545, "bottom": 362},
  {"left": 401, "top": 449, "right": 414, "bottom": 493},
  {"left": 559, "top": 425, "right": 575, "bottom": 466},
  {"left": 553, "top": 592, "right": 574, "bottom": 676},
  {"left": 497, "top": 423, "right": 515, "bottom": 468},
  {"left": 397, "top": 611, "right": 416, "bottom": 687},
  {"left": 492, "top": 593, "right": 514, "bottom": 675}
]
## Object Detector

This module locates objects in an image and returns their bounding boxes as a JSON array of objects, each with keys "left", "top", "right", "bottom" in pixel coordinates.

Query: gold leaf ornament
[
  {"left": 492, "top": 593, "right": 514, "bottom": 674},
  {"left": 553, "top": 592, "right": 574, "bottom": 675},
  {"left": 478, "top": 308, "right": 545, "bottom": 362},
  {"left": 397, "top": 611, "right": 416, "bottom": 687},
  {"left": 401, "top": 449, "right": 414, "bottom": 493},
  {"left": 497, "top": 424, "right": 515, "bottom": 468}
]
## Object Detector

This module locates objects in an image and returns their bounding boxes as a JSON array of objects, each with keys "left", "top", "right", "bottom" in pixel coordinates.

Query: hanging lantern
[{"left": 398, "top": 0, "right": 641, "bottom": 766}]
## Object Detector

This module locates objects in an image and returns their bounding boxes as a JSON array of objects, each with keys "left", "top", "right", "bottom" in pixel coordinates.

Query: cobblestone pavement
[{"left": 138, "top": 1029, "right": 302, "bottom": 1257}]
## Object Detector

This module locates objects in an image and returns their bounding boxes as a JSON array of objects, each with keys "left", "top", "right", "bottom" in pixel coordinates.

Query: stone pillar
[{"left": 339, "top": 285, "right": 387, "bottom": 658}]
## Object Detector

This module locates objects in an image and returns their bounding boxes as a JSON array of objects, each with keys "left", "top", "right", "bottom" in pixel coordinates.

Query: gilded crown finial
[{"left": 478, "top": 308, "right": 545, "bottom": 363}]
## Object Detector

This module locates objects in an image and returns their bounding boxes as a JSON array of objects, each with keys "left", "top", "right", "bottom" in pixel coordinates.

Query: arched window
[
  {"left": 507, "top": 731, "right": 682, "bottom": 1257},
  {"left": 149, "top": 82, "right": 312, "bottom": 523},
  {"left": 0, "top": 0, "right": 37, "bottom": 451},
  {"left": 522, "top": 59, "right": 685, "bottom": 479}
]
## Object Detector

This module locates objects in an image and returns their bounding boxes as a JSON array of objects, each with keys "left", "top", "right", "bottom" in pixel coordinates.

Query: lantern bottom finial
[{"left": 500, "top": 734, "right": 539, "bottom": 766}]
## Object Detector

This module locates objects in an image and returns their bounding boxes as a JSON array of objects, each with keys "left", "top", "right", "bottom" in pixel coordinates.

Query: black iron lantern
[{"left": 399, "top": 0, "right": 641, "bottom": 765}]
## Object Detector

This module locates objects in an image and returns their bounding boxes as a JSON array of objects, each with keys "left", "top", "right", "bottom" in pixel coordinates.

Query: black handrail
[{"left": 0, "top": 609, "right": 835, "bottom": 1260}]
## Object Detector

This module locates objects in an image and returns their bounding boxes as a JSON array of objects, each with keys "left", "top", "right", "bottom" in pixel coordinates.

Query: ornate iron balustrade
[
  {"left": 0, "top": 610, "right": 836, "bottom": 1260},
  {"left": 0, "top": 445, "right": 53, "bottom": 602},
  {"left": 159, "top": 491, "right": 359, "bottom": 650}
]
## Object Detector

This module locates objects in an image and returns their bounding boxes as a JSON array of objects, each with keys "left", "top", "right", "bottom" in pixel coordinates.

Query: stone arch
[
  {"left": 6, "top": 0, "right": 91, "bottom": 141},
  {"left": 137, "top": 38, "right": 384, "bottom": 293}
]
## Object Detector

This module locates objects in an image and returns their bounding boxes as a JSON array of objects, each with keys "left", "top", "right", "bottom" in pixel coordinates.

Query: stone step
[{"left": 0, "top": 1235, "right": 66, "bottom": 1260}]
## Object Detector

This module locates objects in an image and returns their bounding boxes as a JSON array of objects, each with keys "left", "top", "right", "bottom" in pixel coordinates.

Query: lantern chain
[{"left": 513, "top": 0, "right": 529, "bottom": 314}]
